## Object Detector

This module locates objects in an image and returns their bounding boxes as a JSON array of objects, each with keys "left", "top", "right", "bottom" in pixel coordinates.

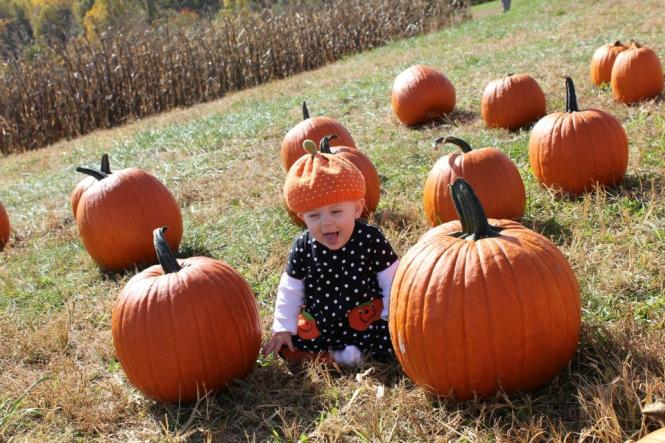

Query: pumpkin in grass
[
  {"left": 611, "top": 43, "right": 664, "bottom": 103},
  {"left": 112, "top": 227, "right": 261, "bottom": 403},
  {"left": 0, "top": 201, "right": 9, "bottom": 251},
  {"left": 528, "top": 76, "right": 628, "bottom": 195},
  {"left": 423, "top": 136, "right": 525, "bottom": 226},
  {"left": 391, "top": 64, "right": 456, "bottom": 126},
  {"left": 590, "top": 41, "right": 628, "bottom": 86},
  {"left": 280, "top": 101, "right": 356, "bottom": 172},
  {"left": 390, "top": 179, "right": 581, "bottom": 400},
  {"left": 481, "top": 73, "right": 546, "bottom": 129},
  {"left": 71, "top": 154, "right": 111, "bottom": 217},
  {"left": 75, "top": 164, "right": 183, "bottom": 270}
]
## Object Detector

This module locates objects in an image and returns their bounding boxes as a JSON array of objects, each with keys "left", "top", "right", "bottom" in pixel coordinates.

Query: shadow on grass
[
  {"left": 608, "top": 172, "right": 664, "bottom": 204},
  {"left": 520, "top": 215, "right": 573, "bottom": 246},
  {"left": 410, "top": 108, "right": 479, "bottom": 130}
]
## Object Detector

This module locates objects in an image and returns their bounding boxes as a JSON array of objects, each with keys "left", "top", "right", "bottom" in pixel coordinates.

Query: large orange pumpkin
[
  {"left": 528, "top": 76, "right": 629, "bottom": 195},
  {"left": 391, "top": 65, "right": 456, "bottom": 126},
  {"left": 390, "top": 179, "right": 581, "bottom": 400},
  {"left": 0, "top": 201, "right": 9, "bottom": 251},
  {"left": 75, "top": 165, "right": 183, "bottom": 270},
  {"left": 112, "top": 227, "right": 261, "bottom": 403},
  {"left": 611, "top": 43, "right": 664, "bottom": 103},
  {"left": 481, "top": 73, "right": 546, "bottom": 129},
  {"left": 280, "top": 101, "right": 356, "bottom": 172},
  {"left": 590, "top": 41, "right": 628, "bottom": 86},
  {"left": 71, "top": 154, "right": 111, "bottom": 217},
  {"left": 423, "top": 136, "right": 525, "bottom": 226}
]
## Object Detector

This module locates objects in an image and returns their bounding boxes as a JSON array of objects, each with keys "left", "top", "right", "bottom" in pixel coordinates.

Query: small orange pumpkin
[
  {"left": 390, "top": 179, "right": 581, "bottom": 400},
  {"left": 280, "top": 101, "right": 356, "bottom": 172},
  {"left": 528, "top": 76, "right": 629, "bottom": 195},
  {"left": 75, "top": 164, "right": 183, "bottom": 270},
  {"left": 391, "top": 65, "right": 456, "bottom": 126},
  {"left": 481, "top": 73, "right": 546, "bottom": 129},
  {"left": 611, "top": 43, "right": 664, "bottom": 103},
  {"left": 590, "top": 41, "right": 628, "bottom": 86},
  {"left": 297, "top": 310, "right": 321, "bottom": 340},
  {"left": 423, "top": 136, "right": 525, "bottom": 226},
  {"left": 71, "top": 154, "right": 111, "bottom": 217},
  {"left": 0, "top": 201, "right": 9, "bottom": 251}
]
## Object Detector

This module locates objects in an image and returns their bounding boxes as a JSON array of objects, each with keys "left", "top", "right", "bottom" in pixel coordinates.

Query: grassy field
[{"left": 1, "top": 0, "right": 664, "bottom": 440}]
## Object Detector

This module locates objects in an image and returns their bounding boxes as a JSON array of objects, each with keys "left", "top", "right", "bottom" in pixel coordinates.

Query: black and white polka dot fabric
[{"left": 285, "top": 220, "right": 398, "bottom": 355}]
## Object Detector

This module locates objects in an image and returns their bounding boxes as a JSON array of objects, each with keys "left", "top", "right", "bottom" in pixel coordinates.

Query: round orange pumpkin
[
  {"left": 611, "top": 43, "right": 664, "bottom": 103},
  {"left": 0, "top": 201, "right": 9, "bottom": 251},
  {"left": 423, "top": 136, "right": 525, "bottom": 226},
  {"left": 391, "top": 65, "right": 456, "bottom": 126},
  {"left": 71, "top": 154, "right": 111, "bottom": 217},
  {"left": 390, "top": 179, "right": 581, "bottom": 400},
  {"left": 528, "top": 76, "right": 629, "bottom": 195},
  {"left": 637, "top": 428, "right": 665, "bottom": 443},
  {"left": 112, "top": 227, "right": 261, "bottom": 403},
  {"left": 75, "top": 165, "right": 183, "bottom": 270},
  {"left": 590, "top": 41, "right": 628, "bottom": 86},
  {"left": 481, "top": 73, "right": 546, "bottom": 129},
  {"left": 280, "top": 101, "right": 356, "bottom": 172}
]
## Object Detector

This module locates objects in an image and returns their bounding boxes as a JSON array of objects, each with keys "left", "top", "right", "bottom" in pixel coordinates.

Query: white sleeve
[
  {"left": 272, "top": 272, "right": 305, "bottom": 334},
  {"left": 376, "top": 259, "right": 399, "bottom": 321}
]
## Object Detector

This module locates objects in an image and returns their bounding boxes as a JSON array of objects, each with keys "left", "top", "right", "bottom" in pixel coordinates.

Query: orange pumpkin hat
[{"left": 284, "top": 140, "right": 366, "bottom": 214}]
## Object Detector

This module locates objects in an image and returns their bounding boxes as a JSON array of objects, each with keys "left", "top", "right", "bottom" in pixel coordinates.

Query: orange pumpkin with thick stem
[
  {"left": 391, "top": 65, "right": 456, "bottom": 126},
  {"left": 75, "top": 164, "right": 183, "bottom": 270},
  {"left": 528, "top": 76, "right": 628, "bottom": 195},
  {"left": 297, "top": 310, "right": 320, "bottom": 340},
  {"left": 0, "top": 201, "right": 9, "bottom": 251},
  {"left": 611, "top": 43, "right": 664, "bottom": 103},
  {"left": 481, "top": 73, "right": 546, "bottom": 129},
  {"left": 348, "top": 299, "right": 383, "bottom": 331},
  {"left": 590, "top": 41, "right": 628, "bottom": 86},
  {"left": 423, "top": 136, "right": 525, "bottom": 226},
  {"left": 390, "top": 179, "right": 581, "bottom": 400},
  {"left": 112, "top": 227, "right": 261, "bottom": 403},
  {"left": 280, "top": 101, "right": 356, "bottom": 172},
  {"left": 71, "top": 153, "right": 111, "bottom": 217}
]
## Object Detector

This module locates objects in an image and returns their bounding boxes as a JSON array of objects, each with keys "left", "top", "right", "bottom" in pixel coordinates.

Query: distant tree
[
  {"left": 0, "top": 0, "right": 34, "bottom": 57},
  {"left": 82, "top": 0, "right": 143, "bottom": 38},
  {"left": 28, "top": 0, "right": 81, "bottom": 45}
]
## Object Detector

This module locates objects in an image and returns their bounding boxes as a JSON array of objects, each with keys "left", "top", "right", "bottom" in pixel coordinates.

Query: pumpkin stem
[
  {"left": 76, "top": 166, "right": 108, "bottom": 181},
  {"left": 564, "top": 76, "right": 579, "bottom": 113},
  {"left": 153, "top": 226, "right": 181, "bottom": 274},
  {"left": 100, "top": 154, "right": 111, "bottom": 174},
  {"left": 613, "top": 40, "right": 622, "bottom": 47},
  {"left": 302, "top": 101, "right": 310, "bottom": 120},
  {"left": 507, "top": 72, "right": 514, "bottom": 77},
  {"left": 433, "top": 136, "right": 473, "bottom": 153},
  {"left": 303, "top": 139, "right": 318, "bottom": 157},
  {"left": 449, "top": 178, "right": 501, "bottom": 240},
  {"left": 319, "top": 134, "right": 338, "bottom": 154}
]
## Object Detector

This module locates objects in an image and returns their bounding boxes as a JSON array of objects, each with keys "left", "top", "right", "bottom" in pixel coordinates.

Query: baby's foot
[{"left": 330, "top": 345, "right": 363, "bottom": 366}]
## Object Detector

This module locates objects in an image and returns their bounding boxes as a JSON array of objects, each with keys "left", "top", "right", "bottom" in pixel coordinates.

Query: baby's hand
[{"left": 262, "top": 331, "right": 295, "bottom": 358}]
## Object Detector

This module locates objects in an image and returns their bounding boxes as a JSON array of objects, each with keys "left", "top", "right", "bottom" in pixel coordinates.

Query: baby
[{"left": 262, "top": 140, "right": 399, "bottom": 366}]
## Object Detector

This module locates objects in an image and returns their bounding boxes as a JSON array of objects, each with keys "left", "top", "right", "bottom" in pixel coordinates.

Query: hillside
[{"left": 0, "top": 0, "right": 664, "bottom": 440}]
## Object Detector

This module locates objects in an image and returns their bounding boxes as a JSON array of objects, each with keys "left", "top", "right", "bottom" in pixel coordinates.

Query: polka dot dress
[{"left": 285, "top": 220, "right": 398, "bottom": 355}]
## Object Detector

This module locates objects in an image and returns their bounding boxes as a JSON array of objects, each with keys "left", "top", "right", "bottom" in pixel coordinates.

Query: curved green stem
[
  {"left": 449, "top": 178, "right": 501, "bottom": 240},
  {"left": 100, "top": 154, "right": 111, "bottom": 174},
  {"left": 302, "top": 101, "right": 310, "bottom": 120},
  {"left": 564, "top": 76, "right": 579, "bottom": 113},
  {"left": 433, "top": 136, "right": 473, "bottom": 153},
  {"left": 153, "top": 227, "right": 181, "bottom": 274},
  {"left": 76, "top": 167, "right": 108, "bottom": 181},
  {"left": 319, "top": 134, "right": 338, "bottom": 154}
]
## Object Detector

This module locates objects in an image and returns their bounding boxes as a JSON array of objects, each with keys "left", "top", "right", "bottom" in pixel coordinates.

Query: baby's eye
[
  {"left": 308, "top": 213, "right": 320, "bottom": 219},
  {"left": 332, "top": 210, "right": 342, "bottom": 214}
]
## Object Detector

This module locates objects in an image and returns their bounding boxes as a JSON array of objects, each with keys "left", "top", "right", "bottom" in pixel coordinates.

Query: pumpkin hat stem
[
  {"left": 433, "top": 136, "right": 473, "bottom": 153},
  {"left": 319, "top": 134, "right": 338, "bottom": 154},
  {"left": 564, "top": 76, "right": 579, "bottom": 113},
  {"left": 302, "top": 139, "right": 318, "bottom": 157},
  {"left": 302, "top": 101, "right": 310, "bottom": 120},
  {"left": 100, "top": 154, "right": 111, "bottom": 174},
  {"left": 613, "top": 40, "right": 623, "bottom": 47},
  {"left": 153, "top": 226, "right": 181, "bottom": 274},
  {"left": 75, "top": 166, "right": 108, "bottom": 181},
  {"left": 449, "top": 178, "right": 501, "bottom": 240}
]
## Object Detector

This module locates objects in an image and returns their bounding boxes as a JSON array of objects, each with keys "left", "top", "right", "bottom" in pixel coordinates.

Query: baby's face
[{"left": 299, "top": 199, "right": 364, "bottom": 250}]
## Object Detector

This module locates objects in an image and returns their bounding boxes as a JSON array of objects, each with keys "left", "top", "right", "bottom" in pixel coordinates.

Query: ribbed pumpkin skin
[
  {"left": 76, "top": 168, "right": 183, "bottom": 270},
  {"left": 112, "top": 257, "right": 261, "bottom": 403},
  {"left": 423, "top": 147, "right": 525, "bottom": 225},
  {"left": 590, "top": 42, "right": 628, "bottom": 86},
  {"left": 280, "top": 117, "right": 355, "bottom": 172},
  {"left": 389, "top": 220, "right": 581, "bottom": 399},
  {"left": 528, "top": 110, "right": 628, "bottom": 194},
  {"left": 637, "top": 428, "right": 665, "bottom": 443},
  {"left": 611, "top": 46, "right": 664, "bottom": 103},
  {"left": 481, "top": 74, "right": 546, "bottom": 129},
  {"left": 71, "top": 175, "right": 97, "bottom": 217},
  {"left": 0, "top": 202, "right": 9, "bottom": 251},
  {"left": 391, "top": 65, "right": 456, "bottom": 126}
]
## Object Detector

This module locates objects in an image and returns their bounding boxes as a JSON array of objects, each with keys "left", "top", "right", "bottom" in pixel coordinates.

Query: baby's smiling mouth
[{"left": 322, "top": 231, "right": 339, "bottom": 245}]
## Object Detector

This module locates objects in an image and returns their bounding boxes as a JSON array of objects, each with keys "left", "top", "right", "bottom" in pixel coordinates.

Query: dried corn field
[{"left": 0, "top": 0, "right": 468, "bottom": 155}]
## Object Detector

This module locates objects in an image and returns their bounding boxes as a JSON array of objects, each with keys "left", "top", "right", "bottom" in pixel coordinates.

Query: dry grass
[{"left": 0, "top": 0, "right": 664, "bottom": 440}]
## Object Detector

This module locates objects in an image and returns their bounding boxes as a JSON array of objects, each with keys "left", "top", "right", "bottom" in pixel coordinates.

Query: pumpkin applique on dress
[
  {"left": 347, "top": 298, "right": 383, "bottom": 331},
  {"left": 297, "top": 310, "right": 321, "bottom": 340}
]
